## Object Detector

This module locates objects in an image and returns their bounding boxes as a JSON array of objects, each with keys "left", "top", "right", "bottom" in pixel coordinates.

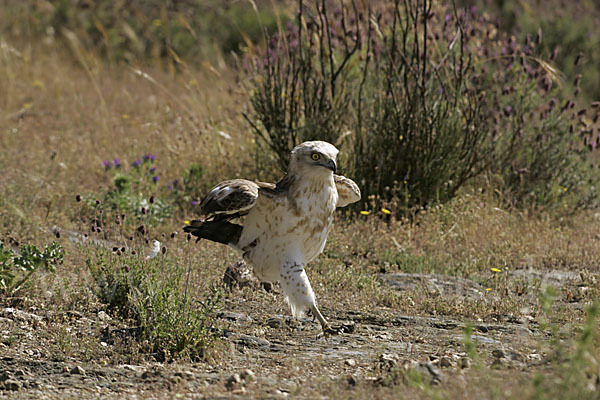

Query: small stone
[
  {"left": 459, "top": 357, "right": 471, "bottom": 369},
  {"left": 492, "top": 349, "right": 505, "bottom": 359},
  {"left": 423, "top": 362, "right": 443, "bottom": 382},
  {"left": 266, "top": 317, "right": 283, "bottom": 329},
  {"left": 241, "top": 369, "right": 256, "bottom": 382},
  {"left": 225, "top": 373, "right": 242, "bottom": 391},
  {"left": 3, "top": 379, "right": 21, "bottom": 391},
  {"left": 345, "top": 359, "right": 357, "bottom": 367},
  {"left": 347, "top": 375, "right": 358, "bottom": 386},
  {"left": 378, "top": 353, "right": 397, "bottom": 372},
  {"left": 70, "top": 365, "right": 85, "bottom": 375},
  {"left": 508, "top": 351, "right": 524, "bottom": 362},
  {"left": 439, "top": 356, "right": 453, "bottom": 368},
  {"left": 0, "top": 371, "right": 11, "bottom": 381},
  {"left": 97, "top": 311, "right": 110, "bottom": 322}
]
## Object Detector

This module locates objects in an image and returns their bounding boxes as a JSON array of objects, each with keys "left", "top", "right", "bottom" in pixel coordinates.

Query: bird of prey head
[{"left": 289, "top": 141, "right": 339, "bottom": 175}]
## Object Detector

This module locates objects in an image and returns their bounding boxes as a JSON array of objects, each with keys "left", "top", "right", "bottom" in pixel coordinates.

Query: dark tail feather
[{"left": 183, "top": 220, "right": 242, "bottom": 246}]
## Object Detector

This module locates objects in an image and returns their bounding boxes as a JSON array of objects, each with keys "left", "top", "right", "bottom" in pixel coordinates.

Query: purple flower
[
  {"left": 113, "top": 158, "right": 121, "bottom": 168},
  {"left": 132, "top": 158, "right": 141, "bottom": 168},
  {"left": 149, "top": 167, "right": 156, "bottom": 174},
  {"left": 444, "top": 14, "right": 451, "bottom": 24},
  {"left": 150, "top": 154, "right": 155, "bottom": 162},
  {"left": 504, "top": 106, "right": 513, "bottom": 116},
  {"left": 152, "top": 175, "right": 160, "bottom": 183},
  {"left": 103, "top": 160, "right": 111, "bottom": 170},
  {"left": 191, "top": 200, "right": 198, "bottom": 206}
]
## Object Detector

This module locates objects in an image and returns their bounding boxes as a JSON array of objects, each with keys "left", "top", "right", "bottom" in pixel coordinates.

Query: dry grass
[{"left": 1, "top": 37, "right": 599, "bottom": 399}]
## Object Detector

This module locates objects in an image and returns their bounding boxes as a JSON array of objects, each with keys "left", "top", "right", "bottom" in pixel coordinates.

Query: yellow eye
[{"left": 311, "top": 153, "right": 320, "bottom": 160}]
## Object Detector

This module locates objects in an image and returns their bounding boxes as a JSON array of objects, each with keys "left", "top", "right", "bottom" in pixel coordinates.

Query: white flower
[{"left": 146, "top": 240, "right": 161, "bottom": 259}]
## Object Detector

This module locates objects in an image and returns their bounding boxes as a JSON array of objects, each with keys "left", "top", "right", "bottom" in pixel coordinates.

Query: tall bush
[{"left": 243, "top": 0, "right": 599, "bottom": 214}]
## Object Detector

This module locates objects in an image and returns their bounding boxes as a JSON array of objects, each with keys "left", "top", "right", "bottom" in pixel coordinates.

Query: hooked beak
[{"left": 325, "top": 159, "right": 337, "bottom": 173}]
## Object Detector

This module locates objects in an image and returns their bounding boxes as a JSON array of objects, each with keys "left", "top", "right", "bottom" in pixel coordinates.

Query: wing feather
[
  {"left": 199, "top": 179, "right": 259, "bottom": 216},
  {"left": 334, "top": 175, "right": 361, "bottom": 207}
]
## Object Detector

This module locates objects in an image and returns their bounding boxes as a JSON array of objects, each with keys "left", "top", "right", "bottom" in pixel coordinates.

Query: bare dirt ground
[{"left": 1, "top": 265, "right": 589, "bottom": 399}]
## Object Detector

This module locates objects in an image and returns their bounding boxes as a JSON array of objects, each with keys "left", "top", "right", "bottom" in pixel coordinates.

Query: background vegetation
[{"left": 1, "top": 0, "right": 599, "bottom": 398}]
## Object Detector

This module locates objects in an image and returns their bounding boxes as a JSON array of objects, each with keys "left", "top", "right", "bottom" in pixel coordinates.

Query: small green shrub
[
  {"left": 86, "top": 242, "right": 222, "bottom": 360},
  {"left": 0, "top": 240, "right": 63, "bottom": 295}
]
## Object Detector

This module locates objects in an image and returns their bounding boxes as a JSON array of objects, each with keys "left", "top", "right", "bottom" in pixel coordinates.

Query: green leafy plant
[
  {"left": 0, "top": 240, "right": 63, "bottom": 295},
  {"left": 86, "top": 242, "right": 222, "bottom": 360}
]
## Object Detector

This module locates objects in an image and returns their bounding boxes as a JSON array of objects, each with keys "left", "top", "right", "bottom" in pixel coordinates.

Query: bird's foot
[{"left": 318, "top": 322, "right": 355, "bottom": 337}]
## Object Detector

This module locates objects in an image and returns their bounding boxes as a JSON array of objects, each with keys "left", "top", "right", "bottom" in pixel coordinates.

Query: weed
[{"left": 0, "top": 240, "right": 63, "bottom": 296}]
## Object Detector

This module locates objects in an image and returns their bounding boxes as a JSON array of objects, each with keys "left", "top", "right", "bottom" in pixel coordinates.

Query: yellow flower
[
  {"left": 360, "top": 210, "right": 370, "bottom": 215},
  {"left": 485, "top": 288, "right": 492, "bottom": 291},
  {"left": 183, "top": 220, "right": 191, "bottom": 225},
  {"left": 23, "top": 103, "right": 32, "bottom": 109},
  {"left": 121, "top": 114, "right": 129, "bottom": 120},
  {"left": 152, "top": 19, "right": 162, "bottom": 27},
  {"left": 381, "top": 208, "right": 391, "bottom": 215},
  {"left": 490, "top": 267, "right": 501, "bottom": 273}
]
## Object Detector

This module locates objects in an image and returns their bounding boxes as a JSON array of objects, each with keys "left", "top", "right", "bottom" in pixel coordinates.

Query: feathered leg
[{"left": 280, "top": 261, "right": 336, "bottom": 334}]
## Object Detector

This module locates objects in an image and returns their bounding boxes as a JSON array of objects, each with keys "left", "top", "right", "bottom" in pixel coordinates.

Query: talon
[{"left": 321, "top": 325, "right": 344, "bottom": 336}]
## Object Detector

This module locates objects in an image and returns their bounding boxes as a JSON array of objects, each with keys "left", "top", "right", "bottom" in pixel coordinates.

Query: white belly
[{"left": 237, "top": 184, "right": 337, "bottom": 282}]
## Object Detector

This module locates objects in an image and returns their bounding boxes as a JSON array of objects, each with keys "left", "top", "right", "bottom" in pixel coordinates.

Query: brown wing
[
  {"left": 256, "top": 174, "right": 295, "bottom": 199},
  {"left": 199, "top": 179, "right": 260, "bottom": 216},
  {"left": 334, "top": 175, "right": 361, "bottom": 207}
]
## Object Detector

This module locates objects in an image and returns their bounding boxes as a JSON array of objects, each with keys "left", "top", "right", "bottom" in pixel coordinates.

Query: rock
[
  {"left": 492, "top": 349, "right": 505, "bottom": 359},
  {"left": 241, "top": 369, "right": 256, "bottom": 382},
  {"left": 70, "top": 366, "right": 86, "bottom": 375},
  {"left": 97, "top": 311, "right": 110, "bottom": 322},
  {"left": 3, "top": 379, "right": 21, "bottom": 391},
  {"left": 378, "top": 353, "right": 397, "bottom": 372},
  {"left": 223, "top": 260, "right": 257, "bottom": 289},
  {"left": 3, "top": 308, "right": 43, "bottom": 322},
  {"left": 422, "top": 362, "right": 443, "bottom": 383},
  {"left": 459, "top": 357, "right": 471, "bottom": 369},
  {"left": 347, "top": 375, "right": 358, "bottom": 386},
  {"left": 345, "top": 359, "right": 357, "bottom": 367},
  {"left": 439, "top": 356, "right": 453, "bottom": 368},
  {"left": 266, "top": 317, "right": 283, "bottom": 329},
  {"left": 260, "top": 282, "right": 274, "bottom": 292},
  {"left": 235, "top": 334, "right": 270, "bottom": 349},
  {"left": 225, "top": 373, "right": 242, "bottom": 391},
  {"left": 508, "top": 351, "right": 524, "bottom": 362},
  {"left": 218, "top": 311, "right": 252, "bottom": 322},
  {"left": 0, "top": 371, "right": 11, "bottom": 382}
]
